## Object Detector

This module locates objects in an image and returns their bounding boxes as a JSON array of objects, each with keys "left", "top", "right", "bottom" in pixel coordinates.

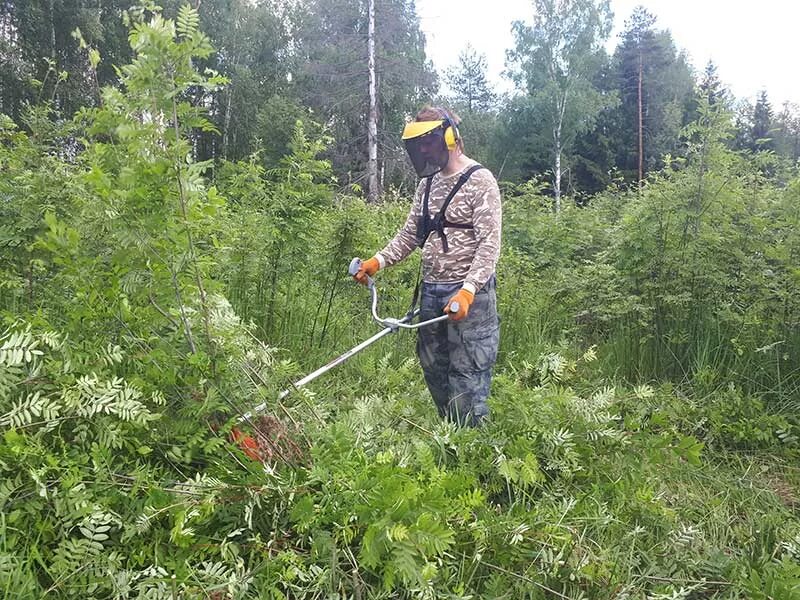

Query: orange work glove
[
  {"left": 444, "top": 288, "right": 474, "bottom": 321},
  {"left": 353, "top": 256, "right": 380, "bottom": 285}
]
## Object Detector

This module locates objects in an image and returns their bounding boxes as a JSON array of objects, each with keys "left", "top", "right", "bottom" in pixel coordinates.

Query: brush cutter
[{"left": 238, "top": 257, "right": 458, "bottom": 423}]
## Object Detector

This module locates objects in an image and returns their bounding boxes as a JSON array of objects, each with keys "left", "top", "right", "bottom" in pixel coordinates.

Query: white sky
[{"left": 416, "top": 0, "right": 800, "bottom": 108}]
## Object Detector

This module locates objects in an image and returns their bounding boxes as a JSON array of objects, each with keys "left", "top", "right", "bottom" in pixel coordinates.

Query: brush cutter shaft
[
  {"left": 238, "top": 323, "right": 400, "bottom": 422},
  {"left": 238, "top": 260, "right": 457, "bottom": 422}
]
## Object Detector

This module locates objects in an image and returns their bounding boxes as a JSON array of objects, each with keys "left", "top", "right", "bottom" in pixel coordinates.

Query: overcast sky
[{"left": 415, "top": 0, "right": 800, "bottom": 108}]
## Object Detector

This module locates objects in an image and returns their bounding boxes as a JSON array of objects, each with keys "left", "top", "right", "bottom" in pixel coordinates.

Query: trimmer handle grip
[
  {"left": 348, "top": 257, "right": 362, "bottom": 277},
  {"left": 349, "top": 257, "right": 374, "bottom": 287}
]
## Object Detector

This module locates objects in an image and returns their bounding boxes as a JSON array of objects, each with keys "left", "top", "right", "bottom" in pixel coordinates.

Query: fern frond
[
  {"left": 39, "top": 330, "right": 63, "bottom": 350},
  {"left": 135, "top": 510, "right": 154, "bottom": 534},
  {"left": 0, "top": 391, "right": 61, "bottom": 428},
  {"left": 0, "top": 326, "right": 43, "bottom": 367},
  {"left": 67, "top": 374, "right": 155, "bottom": 424},
  {"left": 669, "top": 524, "right": 702, "bottom": 549},
  {"left": 98, "top": 343, "right": 124, "bottom": 367},
  {"left": 507, "top": 523, "right": 530, "bottom": 546},
  {"left": 52, "top": 537, "right": 103, "bottom": 575},
  {"left": 176, "top": 5, "right": 200, "bottom": 39},
  {"left": 0, "top": 364, "right": 22, "bottom": 400},
  {"left": 198, "top": 560, "right": 232, "bottom": 581}
]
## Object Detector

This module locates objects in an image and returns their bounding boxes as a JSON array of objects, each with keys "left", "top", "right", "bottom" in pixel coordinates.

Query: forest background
[{"left": 0, "top": 0, "right": 799, "bottom": 598}]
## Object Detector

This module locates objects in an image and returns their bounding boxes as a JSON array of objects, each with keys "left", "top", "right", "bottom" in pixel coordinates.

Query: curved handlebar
[{"left": 349, "top": 257, "right": 457, "bottom": 330}]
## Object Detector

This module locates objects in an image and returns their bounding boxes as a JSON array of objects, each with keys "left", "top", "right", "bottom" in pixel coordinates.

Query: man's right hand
[{"left": 353, "top": 256, "right": 380, "bottom": 285}]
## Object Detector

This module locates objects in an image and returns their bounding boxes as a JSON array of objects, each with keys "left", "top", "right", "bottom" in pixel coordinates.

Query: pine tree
[
  {"left": 292, "top": 0, "right": 436, "bottom": 193},
  {"left": 609, "top": 7, "right": 695, "bottom": 183},
  {"left": 445, "top": 44, "right": 495, "bottom": 114},
  {"left": 752, "top": 90, "right": 774, "bottom": 150},
  {"left": 699, "top": 60, "right": 726, "bottom": 107}
]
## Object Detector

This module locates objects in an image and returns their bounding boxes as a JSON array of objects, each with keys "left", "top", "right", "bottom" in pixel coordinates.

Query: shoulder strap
[
  {"left": 416, "top": 165, "right": 485, "bottom": 252},
  {"left": 416, "top": 176, "right": 434, "bottom": 249},
  {"left": 434, "top": 164, "right": 484, "bottom": 252},
  {"left": 421, "top": 175, "right": 433, "bottom": 227},
  {"left": 439, "top": 164, "right": 484, "bottom": 216}
]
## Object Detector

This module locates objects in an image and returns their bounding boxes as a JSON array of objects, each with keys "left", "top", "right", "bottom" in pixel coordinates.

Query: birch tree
[
  {"left": 367, "top": 0, "right": 379, "bottom": 202},
  {"left": 509, "top": 0, "right": 613, "bottom": 211}
]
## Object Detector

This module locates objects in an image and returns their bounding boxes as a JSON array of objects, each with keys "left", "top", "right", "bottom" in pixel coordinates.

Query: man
[{"left": 353, "top": 106, "right": 502, "bottom": 426}]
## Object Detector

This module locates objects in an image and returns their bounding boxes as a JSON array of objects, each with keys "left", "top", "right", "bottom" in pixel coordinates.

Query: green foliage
[
  {"left": 290, "top": 0, "right": 437, "bottom": 189},
  {"left": 5, "top": 0, "right": 800, "bottom": 200},
  {"left": 498, "top": 100, "right": 800, "bottom": 405},
  {"left": 2, "top": 7, "right": 799, "bottom": 600},
  {"left": 0, "top": 12, "right": 302, "bottom": 597}
]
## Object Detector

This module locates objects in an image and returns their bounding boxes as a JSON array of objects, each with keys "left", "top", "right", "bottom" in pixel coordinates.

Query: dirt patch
[{"left": 762, "top": 471, "right": 799, "bottom": 510}]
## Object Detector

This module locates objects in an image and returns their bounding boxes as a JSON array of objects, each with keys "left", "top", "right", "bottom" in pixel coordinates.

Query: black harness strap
[
  {"left": 417, "top": 164, "right": 484, "bottom": 253},
  {"left": 407, "top": 164, "right": 484, "bottom": 319},
  {"left": 420, "top": 175, "right": 433, "bottom": 244}
]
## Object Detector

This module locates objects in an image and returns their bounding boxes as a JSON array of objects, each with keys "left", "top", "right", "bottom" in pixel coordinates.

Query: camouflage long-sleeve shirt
[{"left": 375, "top": 163, "right": 502, "bottom": 294}]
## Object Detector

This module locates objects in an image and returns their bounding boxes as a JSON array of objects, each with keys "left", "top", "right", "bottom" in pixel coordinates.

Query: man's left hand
[{"left": 444, "top": 288, "right": 474, "bottom": 321}]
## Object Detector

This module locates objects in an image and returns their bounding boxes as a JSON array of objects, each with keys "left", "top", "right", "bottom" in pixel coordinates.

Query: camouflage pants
[{"left": 416, "top": 276, "right": 499, "bottom": 427}]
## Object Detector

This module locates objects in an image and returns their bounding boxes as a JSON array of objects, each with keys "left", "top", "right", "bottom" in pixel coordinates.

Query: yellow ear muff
[
  {"left": 439, "top": 111, "right": 460, "bottom": 150},
  {"left": 443, "top": 124, "right": 457, "bottom": 150}
]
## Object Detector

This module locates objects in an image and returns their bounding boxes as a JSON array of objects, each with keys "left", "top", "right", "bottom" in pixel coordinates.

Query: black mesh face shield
[{"left": 402, "top": 125, "right": 450, "bottom": 178}]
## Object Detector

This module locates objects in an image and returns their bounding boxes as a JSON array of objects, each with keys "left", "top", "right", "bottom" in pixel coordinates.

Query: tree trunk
[
  {"left": 553, "top": 91, "right": 568, "bottom": 213},
  {"left": 554, "top": 130, "right": 562, "bottom": 213},
  {"left": 50, "top": 0, "right": 56, "bottom": 60},
  {"left": 638, "top": 50, "right": 644, "bottom": 192},
  {"left": 366, "top": 0, "right": 379, "bottom": 203},
  {"left": 222, "top": 12, "right": 240, "bottom": 160},
  {"left": 222, "top": 84, "right": 234, "bottom": 159}
]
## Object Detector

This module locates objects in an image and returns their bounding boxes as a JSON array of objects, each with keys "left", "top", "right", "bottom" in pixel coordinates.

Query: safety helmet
[{"left": 401, "top": 113, "right": 460, "bottom": 178}]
